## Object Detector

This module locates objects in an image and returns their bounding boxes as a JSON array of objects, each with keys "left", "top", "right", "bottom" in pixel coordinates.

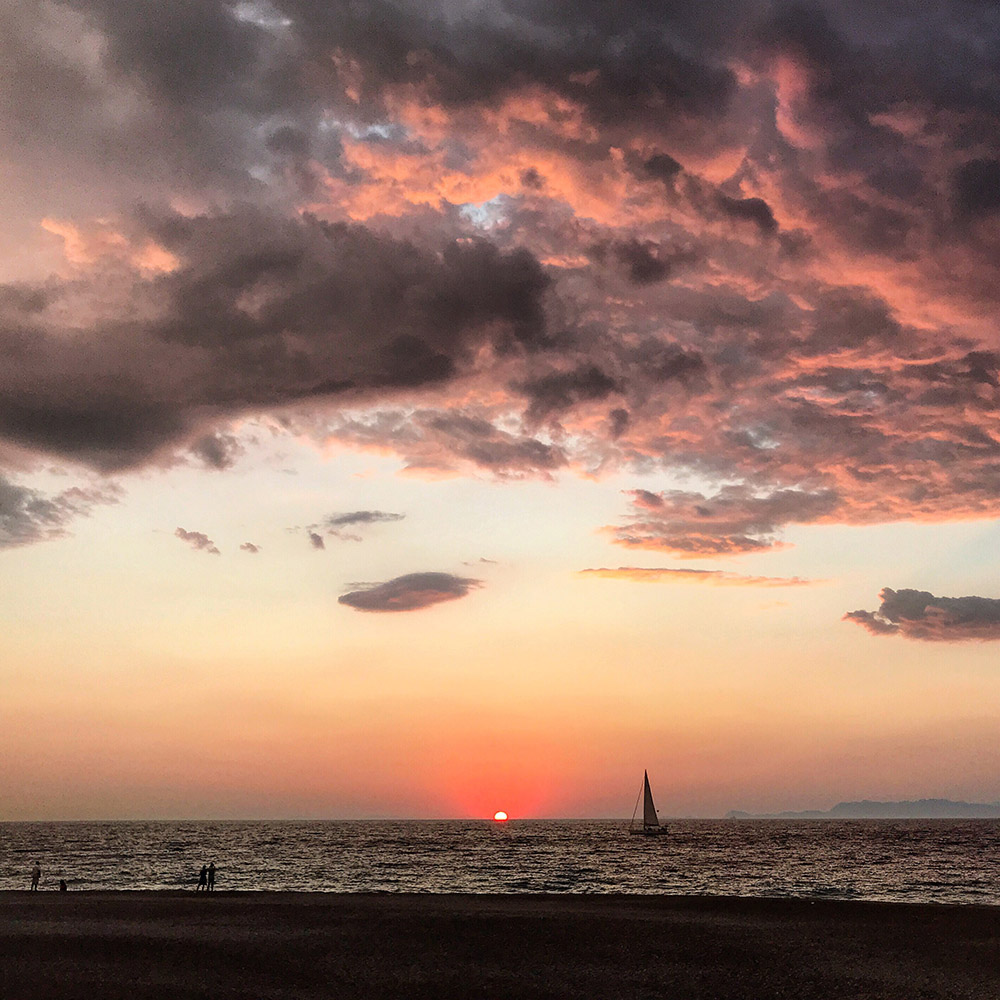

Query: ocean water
[{"left": 2, "top": 820, "right": 999, "bottom": 904}]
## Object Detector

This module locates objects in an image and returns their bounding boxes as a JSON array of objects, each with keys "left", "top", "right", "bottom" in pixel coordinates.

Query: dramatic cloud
[
  {"left": 579, "top": 567, "right": 815, "bottom": 587},
  {"left": 0, "top": 208, "right": 552, "bottom": 471},
  {"left": 844, "top": 588, "right": 1000, "bottom": 642},
  {"left": 338, "top": 572, "right": 482, "bottom": 613},
  {"left": 3, "top": 0, "right": 1000, "bottom": 555},
  {"left": 0, "top": 474, "right": 119, "bottom": 549},
  {"left": 239, "top": 542, "right": 260, "bottom": 553},
  {"left": 174, "top": 527, "right": 220, "bottom": 555}
]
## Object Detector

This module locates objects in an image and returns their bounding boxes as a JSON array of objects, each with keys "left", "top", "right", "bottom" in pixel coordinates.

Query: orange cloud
[
  {"left": 41, "top": 218, "right": 178, "bottom": 274},
  {"left": 579, "top": 567, "right": 817, "bottom": 586}
]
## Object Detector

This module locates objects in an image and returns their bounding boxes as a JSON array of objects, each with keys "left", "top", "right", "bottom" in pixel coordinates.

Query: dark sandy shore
[{"left": 2, "top": 891, "right": 999, "bottom": 999}]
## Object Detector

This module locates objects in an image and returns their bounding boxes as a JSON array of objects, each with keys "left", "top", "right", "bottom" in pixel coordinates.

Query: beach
[{"left": 2, "top": 892, "right": 998, "bottom": 999}]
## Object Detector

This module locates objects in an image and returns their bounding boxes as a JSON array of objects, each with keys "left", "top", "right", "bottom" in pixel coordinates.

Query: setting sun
[{"left": 493, "top": 811, "right": 508, "bottom": 822}]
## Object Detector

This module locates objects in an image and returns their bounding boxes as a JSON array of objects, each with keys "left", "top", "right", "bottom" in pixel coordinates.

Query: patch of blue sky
[
  {"left": 232, "top": 1, "right": 292, "bottom": 29},
  {"left": 319, "top": 115, "right": 409, "bottom": 144},
  {"left": 459, "top": 195, "right": 511, "bottom": 230},
  {"left": 741, "top": 426, "right": 780, "bottom": 450}
]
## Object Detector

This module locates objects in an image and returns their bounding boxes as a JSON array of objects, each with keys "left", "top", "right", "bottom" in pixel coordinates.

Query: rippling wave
[{"left": 2, "top": 820, "right": 999, "bottom": 903}]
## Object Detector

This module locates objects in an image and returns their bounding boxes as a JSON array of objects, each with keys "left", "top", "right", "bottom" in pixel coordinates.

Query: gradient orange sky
[{"left": 3, "top": 0, "right": 1000, "bottom": 818}]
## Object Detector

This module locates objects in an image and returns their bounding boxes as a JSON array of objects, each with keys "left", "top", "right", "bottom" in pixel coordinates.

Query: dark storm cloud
[
  {"left": 638, "top": 152, "right": 683, "bottom": 184},
  {"left": 844, "top": 588, "right": 1000, "bottom": 642},
  {"left": 5, "top": 0, "right": 1000, "bottom": 554},
  {"left": 614, "top": 240, "right": 674, "bottom": 285},
  {"left": 61, "top": 0, "right": 278, "bottom": 115},
  {"left": 174, "top": 527, "right": 220, "bottom": 554},
  {"left": 274, "top": 0, "right": 740, "bottom": 127},
  {"left": 758, "top": 0, "right": 1000, "bottom": 125},
  {"left": 742, "top": 0, "right": 1000, "bottom": 258},
  {"left": 0, "top": 0, "right": 307, "bottom": 214},
  {"left": 518, "top": 366, "right": 617, "bottom": 421},
  {"left": 716, "top": 194, "right": 778, "bottom": 235},
  {"left": 952, "top": 159, "right": 1000, "bottom": 218},
  {"left": 793, "top": 288, "right": 904, "bottom": 358},
  {"left": 519, "top": 167, "right": 544, "bottom": 190},
  {"left": 0, "top": 384, "right": 187, "bottom": 475},
  {"left": 608, "top": 408, "right": 630, "bottom": 439},
  {"left": 143, "top": 208, "right": 549, "bottom": 353},
  {"left": 338, "top": 571, "right": 481, "bottom": 612},
  {"left": 0, "top": 207, "right": 551, "bottom": 470},
  {"left": 190, "top": 432, "right": 244, "bottom": 470},
  {"left": 630, "top": 342, "right": 706, "bottom": 385},
  {"left": 0, "top": 474, "right": 119, "bottom": 549}
]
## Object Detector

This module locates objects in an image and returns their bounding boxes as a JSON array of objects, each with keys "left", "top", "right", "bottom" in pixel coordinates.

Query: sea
[{"left": 3, "top": 820, "right": 999, "bottom": 904}]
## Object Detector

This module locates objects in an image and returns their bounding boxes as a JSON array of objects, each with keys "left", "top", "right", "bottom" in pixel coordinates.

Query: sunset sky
[{"left": 4, "top": 0, "right": 1000, "bottom": 820}]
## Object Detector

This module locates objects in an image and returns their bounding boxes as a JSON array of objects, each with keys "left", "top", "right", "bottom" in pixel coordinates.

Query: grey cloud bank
[{"left": 845, "top": 588, "right": 1000, "bottom": 642}]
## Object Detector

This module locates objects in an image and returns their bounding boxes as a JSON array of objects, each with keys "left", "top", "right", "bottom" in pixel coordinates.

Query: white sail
[{"left": 642, "top": 770, "right": 659, "bottom": 827}]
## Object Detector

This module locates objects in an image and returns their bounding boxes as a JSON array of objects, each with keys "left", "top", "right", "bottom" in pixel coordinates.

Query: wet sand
[{"left": 2, "top": 891, "right": 998, "bottom": 999}]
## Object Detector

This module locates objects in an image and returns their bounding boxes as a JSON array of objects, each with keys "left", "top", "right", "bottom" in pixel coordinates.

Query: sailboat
[{"left": 629, "top": 770, "right": 666, "bottom": 836}]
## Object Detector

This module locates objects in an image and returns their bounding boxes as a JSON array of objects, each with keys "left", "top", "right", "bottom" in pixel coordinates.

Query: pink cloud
[{"left": 607, "top": 486, "right": 839, "bottom": 557}]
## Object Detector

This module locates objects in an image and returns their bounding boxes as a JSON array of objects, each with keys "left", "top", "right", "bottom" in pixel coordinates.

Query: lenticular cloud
[{"left": 338, "top": 573, "right": 482, "bottom": 613}]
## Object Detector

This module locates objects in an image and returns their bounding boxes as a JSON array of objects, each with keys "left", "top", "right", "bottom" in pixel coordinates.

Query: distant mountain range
[{"left": 726, "top": 799, "right": 1000, "bottom": 819}]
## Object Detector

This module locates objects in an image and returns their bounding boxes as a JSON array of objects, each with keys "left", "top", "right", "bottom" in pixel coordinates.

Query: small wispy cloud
[
  {"left": 578, "top": 566, "right": 816, "bottom": 587},
  {"left": 296, "top": 510, "right": 405, "bottom": 546},
  {"left": 323, "top": 509, "right": 405, "bottom": 541},
  {"left": 326, "top": 510, "right": 405, "bottom": 529},
  {"left": 175, "top": 527, "right": 220, "bottom": 555}
]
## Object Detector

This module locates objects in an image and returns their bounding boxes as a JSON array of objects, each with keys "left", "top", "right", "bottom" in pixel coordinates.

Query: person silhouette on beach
[
  {"left": 207, "top": 862, "right": 216, "bottom": 892},
  {"left": 30, "top": 861, "right": 41, "bottom": 891},
  {"left": 197, "top": 865, "right": 208, "bottom": 891},
  {"left": 59, "top": 879, "right": 67, "bottom": 892}
]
